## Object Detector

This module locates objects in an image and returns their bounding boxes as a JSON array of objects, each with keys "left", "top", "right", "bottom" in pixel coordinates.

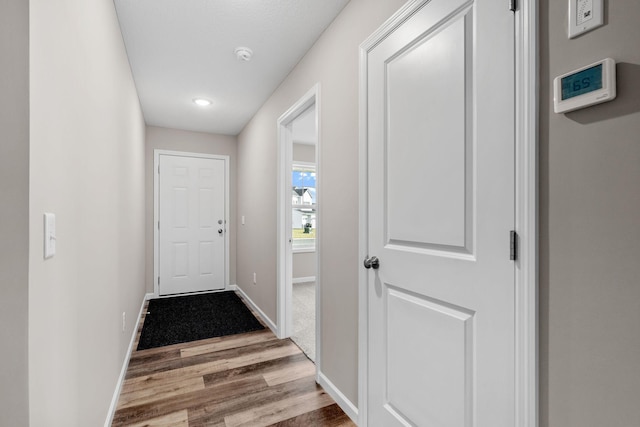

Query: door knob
[
  {"left": 218, "top": 229, "right": 223, "bottom": 234},
  {"left": 363, "top": 256, "right": 380, "bottom": 269}
]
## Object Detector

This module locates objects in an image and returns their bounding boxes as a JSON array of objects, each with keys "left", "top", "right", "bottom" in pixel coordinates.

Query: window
[{"left": 292, "top": 163, "right": 316, "bottom": 252}]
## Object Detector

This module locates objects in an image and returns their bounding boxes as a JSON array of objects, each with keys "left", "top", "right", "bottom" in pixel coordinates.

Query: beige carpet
[{"left": 291, "top": 281, "right": 315, "bottom": 361}]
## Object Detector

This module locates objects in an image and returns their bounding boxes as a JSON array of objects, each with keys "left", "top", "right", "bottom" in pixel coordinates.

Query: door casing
[
  {"left": 276, "top": 84, "right": 321, "bottom": 368},
  {"left": 153, "top": 149, "right": 230, "bottom": 297},
  {"left": 357, "top": 0, "right": 538, "bottom": 426}
]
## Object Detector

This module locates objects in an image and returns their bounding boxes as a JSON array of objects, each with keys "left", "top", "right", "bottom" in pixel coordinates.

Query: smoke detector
[{"left": 234, "top": 47, "right": 253, "bottom": 61}]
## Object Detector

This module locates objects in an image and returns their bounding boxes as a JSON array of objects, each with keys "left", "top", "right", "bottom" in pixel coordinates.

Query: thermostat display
[
  {"left": 554, "top": 58, "right": 616, "bottom": 113},
  {"left": 561, "top": 64, "right": 602, "bottom": 100}
]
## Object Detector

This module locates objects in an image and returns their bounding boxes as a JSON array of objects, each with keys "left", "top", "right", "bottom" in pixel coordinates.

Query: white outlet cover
[{"left": 569, "top": 0, "right": 603, "bottom": 39}]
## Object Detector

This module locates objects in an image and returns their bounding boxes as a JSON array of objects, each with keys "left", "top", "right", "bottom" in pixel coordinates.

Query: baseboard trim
[
  {"left": 317, "top": 371, "right": 359, "bottom": 424},
  {"left": 104, "top": 292, "right": 153, "bottom": 427},
  {"left": 230, "top": 284, "right": 278, "bottom": 336},
  {"left": 292, "top": 276, "right": 316, "bottom": 284}
]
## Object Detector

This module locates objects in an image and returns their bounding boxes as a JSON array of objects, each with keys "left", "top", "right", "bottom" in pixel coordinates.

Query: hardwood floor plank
[
  {"left": 267, "top": 403, "right": 356, "bottom": 427},
  {"left": 186, "top": 377, "right": 321, "bottom": 426},
  {"left": 113, "top": 381, "right": 262, "bottom": 426},
  {"left": 223, "top": 389, "right": 335, "bottom": 427},
  {"left": 219, "top": 340, "right": 302, "bottom": 373},
  {"left": 262, "top": 357, "right": 316, "bottom": 386},
  {"left": 126, "top": 339, "right": 299, "bottom": 388},
  {"left": 125, "top": 352, "right": 185, "bottom": 380},
  {"left": 123, "top": 409, "right": 188, "bottom": 427},
  {"left": 122, "top": 358, "right": 228, "bottom": 389},
  {"left": 202, "top": 352, "right": 308, "bottom": 386},
  {"left": 117, "top": 376, "right": 204, "bottom": 410},
  {"left": 180, "top": 329, "right": 274, "bottom": 358},
  {"left": 129, "top": 347, "right": 182, "bottom": 366},
  {"left": 186, "top": 417, "right": 226, "bottom": 427},
  {"left": 189, "top": 422, "right": 226, "bottom": 427},
  {"left": 115, "top": 365, "right": 294, "bottom": 424},
  {"left": 179, "top": 337, "right": 297, "bottom": 369}
]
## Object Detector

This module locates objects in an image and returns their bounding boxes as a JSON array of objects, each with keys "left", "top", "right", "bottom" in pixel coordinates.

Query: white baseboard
[
  {"left": 104, "top": 292, "right": 153, "bottom": 427},
  {"left": 317, "top": 371, "right": 359, "bottom": 424},
  {"left": 292, "top": 276, "right": 316, "bottom": 284},
  {"left": 230, "top": 284, "right": 278, "bottom": 336}
]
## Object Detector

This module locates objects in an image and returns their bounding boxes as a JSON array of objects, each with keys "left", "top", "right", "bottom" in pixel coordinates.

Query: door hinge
[
  {"left": 158, "top": 164, "right": 160, "bottom": 174},
  {"left": 158, "top": 277, "right": 160, "bottom": 285},
  {"left": 509, "top": 0, "right": 517, "bottom": 12},
  {"left": 510, "top": 230, "right": 519, "bottom": 261},
  {"left": 157, "top": 221, "right": 160, "bottom": 230}
]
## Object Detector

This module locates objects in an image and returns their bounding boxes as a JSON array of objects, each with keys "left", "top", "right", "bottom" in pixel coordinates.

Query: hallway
[{"left": 112, "top": 298, "right": 354, "bottom": 426}]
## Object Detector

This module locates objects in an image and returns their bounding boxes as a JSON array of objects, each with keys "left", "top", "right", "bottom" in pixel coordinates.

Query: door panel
[
  {"left": 159, "top": 155, "right": 226, "bottom": 295},
  {"left": 199, "top": 241, "right": 214, "bottom": 275},
  {"left": 385, "top": 287, "right": 474, "bottom": 427},
  {"left": 365, "top": 0, "right": 515, "bottom": 425},
  {"left": 172, "top": 243, "right": 188, "bottom": 278},
  {"left": 198, "top": 188, "right": 216, "bottom": 228},
  {"left": 386, "top": 12, "right": 470, "bottom": 250},
  {"left": 173, "top": 186, "right": 188, "bottom": 228}
]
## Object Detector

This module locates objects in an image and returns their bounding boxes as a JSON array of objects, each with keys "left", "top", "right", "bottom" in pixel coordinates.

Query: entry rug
[{"left": 137, "top": 291, "right": 264, "bottom": 350}]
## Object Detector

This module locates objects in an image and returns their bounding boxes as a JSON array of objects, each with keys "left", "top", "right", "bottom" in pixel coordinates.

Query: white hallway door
[
  {"left": 363, "top": 0, "right": 515, "bottom": 426},
  {"left": 158, "top": 154, "right": 226, "bottom": 296}
]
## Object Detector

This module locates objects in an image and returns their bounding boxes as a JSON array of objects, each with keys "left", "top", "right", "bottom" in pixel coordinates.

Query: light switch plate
[
  {"left": 569, "top": 0, "right": 604, "bottom": 39},
  {"left": 44, "top": 213, "right": 56, "bottom": 258}
]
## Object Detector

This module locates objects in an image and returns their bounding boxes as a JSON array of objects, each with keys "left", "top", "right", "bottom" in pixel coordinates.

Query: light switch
[
  {"left": 44, "top": 213, "right": 56, "bottom": 258},
  {"left": 568, "top": 0, "right": 603, "bottom": 39}
]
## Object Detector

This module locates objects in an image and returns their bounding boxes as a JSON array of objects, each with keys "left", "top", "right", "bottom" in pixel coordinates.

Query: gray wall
[
  {"left": 293, "top": 252, "right": 316, "bottom": 280},
  {"left": 0, "top": 0, "right": 30, "bottom": 424},
  {"left": 29, "top": 0, "right": 147, "bottom": 424},
  {"left": 145, "top": 126, "right": 238, "bottom": 291},
  {"left": 293, "top": 142, "right": 316, "bottom": 164},
  {"left": 539, "top": 1, "right": 640, "bottom": 425},
  {"left": 236, "top": 0, "right": 406, "bottom": 405}
]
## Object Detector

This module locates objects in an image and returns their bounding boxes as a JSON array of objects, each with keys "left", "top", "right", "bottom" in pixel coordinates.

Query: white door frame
[
  {"left": 357, "top": 1, "right": 538, "bottom": 426},
  {"left": 153, "top": 149, "right": 230, "bottom": 297},
  {"left": 276, "top": 84, "right": 321, "bottom": 363}
]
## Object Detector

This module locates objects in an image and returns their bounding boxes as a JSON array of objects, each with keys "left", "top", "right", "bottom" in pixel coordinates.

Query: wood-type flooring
[{"left": 112, "top": 295, "right": 355, "bottom": 427}]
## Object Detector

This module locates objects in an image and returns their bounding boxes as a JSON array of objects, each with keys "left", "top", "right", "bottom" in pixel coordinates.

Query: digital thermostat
[{"left": 553, "top": 58, "right": 616, "bottom": 114}]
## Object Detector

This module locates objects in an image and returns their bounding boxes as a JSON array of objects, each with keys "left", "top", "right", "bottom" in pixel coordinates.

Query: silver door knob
[
  {"left": 218, "top": 229, "right": 223, "bottom": 234},
  {"left": 363, "top": 256, "right": 379, "bottom": 269}
]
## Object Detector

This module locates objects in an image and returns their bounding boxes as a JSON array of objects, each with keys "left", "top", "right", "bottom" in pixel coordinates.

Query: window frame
[{"left": 292, "top": 161, "right": 317, "bottom": 253}]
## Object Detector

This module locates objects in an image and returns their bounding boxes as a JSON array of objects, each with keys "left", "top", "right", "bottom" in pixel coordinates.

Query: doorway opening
[
  {"left": 277, "top": 85, "right": 320, "bottom": 364},
  {"left": 291, "top": 157, "right": 316, "bottom": 360}
]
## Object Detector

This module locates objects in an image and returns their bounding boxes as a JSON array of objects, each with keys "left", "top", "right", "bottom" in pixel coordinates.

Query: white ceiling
[{"left": 113, "top": 0, "right": 349, "bottom": 136}]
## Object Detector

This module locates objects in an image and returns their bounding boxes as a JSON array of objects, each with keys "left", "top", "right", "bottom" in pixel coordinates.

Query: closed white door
[
  {"left": 364, "top": 0, "right": 515, "bottom": 425},
  {"left": 158, "top": 154, "right": 226, "bottom": 295}
]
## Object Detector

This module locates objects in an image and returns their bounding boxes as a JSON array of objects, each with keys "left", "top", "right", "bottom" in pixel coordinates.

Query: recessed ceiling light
[{"left": 193, "top": 98, "right": 212, "bottom": 107}]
